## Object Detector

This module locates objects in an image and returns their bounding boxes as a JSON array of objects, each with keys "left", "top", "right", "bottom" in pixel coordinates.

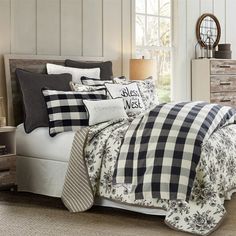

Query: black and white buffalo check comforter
[
  {"left": 62, "top": 101, "right": 236, "bottom": 236},
  {"left": 114, "top": 102, "right": 236, "bottom": 201}
]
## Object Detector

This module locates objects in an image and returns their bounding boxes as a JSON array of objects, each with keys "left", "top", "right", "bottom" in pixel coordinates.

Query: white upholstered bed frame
[{"left": 4, "top": 54, "right": 166, "bottom": 216}]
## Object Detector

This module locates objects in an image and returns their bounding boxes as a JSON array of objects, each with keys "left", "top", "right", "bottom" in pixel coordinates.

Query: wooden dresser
[{"left": 192, "top": 59, "right": 236, "bottom": 106}]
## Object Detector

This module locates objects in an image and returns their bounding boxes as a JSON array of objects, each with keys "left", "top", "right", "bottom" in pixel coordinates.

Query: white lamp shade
[{"left": 129, "top": 59, "right": 157, "bottom": 80}]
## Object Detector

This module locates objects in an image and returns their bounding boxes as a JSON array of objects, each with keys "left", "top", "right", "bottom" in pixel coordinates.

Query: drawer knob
[
  {"left": 220, "top": 82, "right": 231, "bottom": 85},
  {"left": 219, "top": 65, "right": 231, "bottom": 68},
  {"left": 220, "top": 99, "right": 231, "bottom": 102}
]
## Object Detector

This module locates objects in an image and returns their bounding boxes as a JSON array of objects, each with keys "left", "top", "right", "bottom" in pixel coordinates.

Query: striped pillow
[{"left": 42, "top": 89, "right": 107, "bottom": 136}]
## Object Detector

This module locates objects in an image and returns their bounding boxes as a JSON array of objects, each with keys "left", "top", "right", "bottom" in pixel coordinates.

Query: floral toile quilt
[{"left": 82, "top": 118, "right": 236, "bottom": 235}]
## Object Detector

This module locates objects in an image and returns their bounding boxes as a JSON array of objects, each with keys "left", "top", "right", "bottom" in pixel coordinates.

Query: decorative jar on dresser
[
  {"left": 0, "top": 126, "right": 16, "bottom": 189},
  {"left": 192, "top": 59, "right": 236, "bottom": 106}
]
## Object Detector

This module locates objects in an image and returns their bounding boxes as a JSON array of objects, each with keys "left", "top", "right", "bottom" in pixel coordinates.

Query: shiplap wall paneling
[
  {"left": 200, "top": 0, "right": 213, "bottom": 14},
  {"left": 186, "top": 0, "right": 200, "bottom": 100},
  {"left": 172, "top": 0, "right": 187, "bottom": 101},
  {"left": 122, "top": 0, "right": 132, "bottom": 78},
  {"left": 37, "top": 0, "right": 60, "bottom": 55},
  {"left": 83, "top": 0, "right": 103, "bottom": 57},
  {"left": 0, "top": 0, "right": 11, "bottom": 103},
  {"left": 213, "top": 0, "right": 226, "bottom": 43},
  {"left": 11, "top": 0, "right": 36, "bottom": 54},
  {"left": 61, "top": 0, "right": 82, "bottom": 56},
  {"left": 226, "top": 0, "right": 236, "bottom": 58},
  {"left": 103, "top": 0, "right": 122, "bottom": 76}
]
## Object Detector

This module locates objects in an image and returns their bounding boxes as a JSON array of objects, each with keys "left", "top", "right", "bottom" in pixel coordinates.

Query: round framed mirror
[{"left": 196, "top": 14, "right": 221, "bottom": 48}]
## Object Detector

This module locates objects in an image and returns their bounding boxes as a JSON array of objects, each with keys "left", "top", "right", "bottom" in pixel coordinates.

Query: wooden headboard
[{"left": 4, "top": 54, "right": 105, "bottom": 126}]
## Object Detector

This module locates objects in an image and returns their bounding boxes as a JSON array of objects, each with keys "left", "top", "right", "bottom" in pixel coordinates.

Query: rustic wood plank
[
  {"left": 211, "top": 75, "right": 236, "bottom": 92},
  {"left": 211, "top": 60, "right": 236, "bottom": 74}
]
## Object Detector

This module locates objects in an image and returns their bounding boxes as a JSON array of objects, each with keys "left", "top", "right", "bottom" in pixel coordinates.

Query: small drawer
[
  {"left": 211, "top": 76, "right": 236, "bottom": 92},
  {"left": 0, "top": 170, "right": 16, "bottom": 186},
  {"left": 211, "top": 92, "right": 236, "bottom": 106},
  {"left": 0, "top": 155, "right": 16, "bottom": 172},
  {"left": 211, "top": 60, "right": 236, "bottom": 75}
]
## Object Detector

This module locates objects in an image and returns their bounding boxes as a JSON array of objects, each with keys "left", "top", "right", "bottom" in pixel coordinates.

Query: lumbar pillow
[
  {"left": 81, "top": 76, "right": 113, "bottom": 86},
  {"left": 113, "top": 76, "right": 159, "bottom": 110},
  {"left": 16, "top": 69, "right": 72, "bottom": 133},
  {"left": 83, "top": 98, "right": 128, "bottom": 126},
  {"left": 46, "top": 63, "right": 100, "bottom": 83},
  {"left": 65, "top": 59, "right": 113, "bottom": 80},
  {"left": 70, "top": 82, "right": 106, "bottom": 93},
  {"left": 105, "top": 83, "right": 145, "bottom": 116},
  {"left": 42, "top": 89, "right": 107, "bottom": 136}
]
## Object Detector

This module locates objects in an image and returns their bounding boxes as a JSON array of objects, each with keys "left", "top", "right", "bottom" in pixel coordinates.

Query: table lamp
[{"left": 129, "top": 58, "right": 157, "bottom": 80}]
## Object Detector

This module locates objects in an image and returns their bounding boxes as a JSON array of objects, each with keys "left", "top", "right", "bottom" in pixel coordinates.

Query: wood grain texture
[
  {"left": 61, "top": 0, "right": 82, "bottom": 56},
  {"left": 211, "top": 60, "right": 236, "bottom": 74},
  {"left": 211, "top": 75, "right": 236, "bottom": 92},
  {"left": 211, "top": 91, "right": 236, "bottom": 106}
]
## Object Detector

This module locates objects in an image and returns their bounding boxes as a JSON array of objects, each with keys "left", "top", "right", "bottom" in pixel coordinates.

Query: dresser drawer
[
  {"left": 211, "top": 92, "right": 236, "bottom": 106},
  {"left": 0, "top": 170, "right": 16, "bottom": 186},
  {"left": 0, "top": 155, "right": 16, "bottom": 171},
  {"left": 211, "top": 76, "right": 236, "bottom": 92},
  {"left": 211, "top": 60, "right": 236, "bottom": 75}
]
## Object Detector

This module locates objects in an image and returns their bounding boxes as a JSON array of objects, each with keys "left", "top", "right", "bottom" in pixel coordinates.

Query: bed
[
  {"left": 4, "top": 54, "right": 167, "bottom": 215},
  {"left": 4, "top": 54, "right": 236, "bottom": 236}
]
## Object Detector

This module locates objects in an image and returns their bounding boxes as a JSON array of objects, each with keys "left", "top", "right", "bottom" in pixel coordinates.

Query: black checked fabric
[
  {"left": 114, "top": 101, "right": 236, "bottom": 201},
  {"left": 81, "top": 76, "right": 113, "bottom": 87},
  {"left": 42, "top": 89, "right": 107, "bottom": 136}
]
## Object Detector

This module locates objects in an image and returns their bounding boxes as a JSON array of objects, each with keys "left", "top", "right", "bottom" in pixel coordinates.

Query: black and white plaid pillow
[
  {"left": 42, "top": 89, "right": 107, "bottom": 136},
  {"left": 81, "top": 76, "right": 113, "bottom": 86}
]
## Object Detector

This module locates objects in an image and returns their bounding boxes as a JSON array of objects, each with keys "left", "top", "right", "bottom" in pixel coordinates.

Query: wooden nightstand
[{"left": 0, "top": 126, "right": 16, "bottom": 189}]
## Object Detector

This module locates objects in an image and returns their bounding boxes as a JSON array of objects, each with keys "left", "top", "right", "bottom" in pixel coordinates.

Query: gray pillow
[
  {"left": 65, "top": 59, "right": 113, "bottom": 80},
  {"left": 15, "top": 69, "right": 72, "bottom": 133}
]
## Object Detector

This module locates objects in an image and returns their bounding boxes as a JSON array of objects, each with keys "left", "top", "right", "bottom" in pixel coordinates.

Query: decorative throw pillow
[
  {"left": 70, "top": 82, "right": 106, "bottom": 93},
  {"left": 105, "top": 83, "right": 145, "bottom": 116},
  {"left": 15, "top": 69, "right": 72, "bottom": 133},
  {"left": 65, "top": 59, "right": 113, "bottom": 80},
  {"left": 113, "top": 76, "right": 159, "bottom": 110},
  {"left": 42, "top": 89, "right": 107, "bottom": 136},
  {"left": 46, "top": 63, "right": 100, "bottom": 83},
  {"left": 83, "top": 98, "right": 128, "bottom": 126},
  {"left": 81, "top": 76, "right": 113, "bottom": 86}
]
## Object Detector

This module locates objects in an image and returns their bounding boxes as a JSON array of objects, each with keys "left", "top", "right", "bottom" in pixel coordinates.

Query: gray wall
[{"left": 0, "top": 0, "right": 132, "bottom": 110}]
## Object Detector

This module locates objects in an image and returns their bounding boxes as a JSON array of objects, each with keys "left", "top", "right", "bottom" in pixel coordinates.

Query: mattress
[{"left": 16, "top": 124, "right": 75, "bottom": 162}]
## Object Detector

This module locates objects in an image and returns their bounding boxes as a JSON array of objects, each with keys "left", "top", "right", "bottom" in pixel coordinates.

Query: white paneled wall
[
  {"left": 0, "top": 0, "right": 132, "bottom": 108},
  {"left": 0, "top": 0, "right": 235, "bottom": 108},
  {"left": 173, "top": 0, "right": 235, "bottom": 102}
]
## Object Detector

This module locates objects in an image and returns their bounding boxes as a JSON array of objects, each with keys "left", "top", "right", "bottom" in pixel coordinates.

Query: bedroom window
[{"left": 134, "top": 0, "right": 172, "bottom": 102}]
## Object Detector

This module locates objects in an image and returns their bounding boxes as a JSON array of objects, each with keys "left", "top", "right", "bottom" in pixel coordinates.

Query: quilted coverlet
[{"left": 62, "top": 102, "right": 236, "bottom": 235}]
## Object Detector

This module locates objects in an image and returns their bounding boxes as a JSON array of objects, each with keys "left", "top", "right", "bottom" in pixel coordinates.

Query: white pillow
[
  {"left": 83, "top": 98, "right": 128, "bottom": 125},
  {"left": 105, "top": 83, "right": 145, "bottom": 116},
  {"left": 46, "top": 63, "right": 100, "bottom": 83}
]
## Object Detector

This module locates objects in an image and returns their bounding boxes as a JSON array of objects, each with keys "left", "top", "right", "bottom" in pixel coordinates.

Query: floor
[{"left": 0, "top": 191, "right": 236, "bottom": 236}]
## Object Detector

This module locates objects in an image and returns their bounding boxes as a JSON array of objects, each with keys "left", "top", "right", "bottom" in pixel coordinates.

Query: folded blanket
[{"left": 114, "top": 102, "right": 236, "bottom": 201}]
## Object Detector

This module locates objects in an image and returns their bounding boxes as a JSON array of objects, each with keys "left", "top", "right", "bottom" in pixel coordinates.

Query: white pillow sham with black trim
[
  {"left": 113, "top": 76, "right": 159, "bottom": 110},
  {"left": 46, "top": 63, "right": 100, "bottom": 83},
  {"left": 42, "top": 88, "right": 107, "bottom": 136},
  {"left": 105, "top": 83, "right": 145, "bottom": 116},
  {"left": 83, "top": 98, "right": 128, "bottom": 126}
]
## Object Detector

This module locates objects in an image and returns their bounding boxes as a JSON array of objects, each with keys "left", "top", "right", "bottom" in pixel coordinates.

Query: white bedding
[{"left": 16, "top": 124, "right": 75, "bottom": 162}]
